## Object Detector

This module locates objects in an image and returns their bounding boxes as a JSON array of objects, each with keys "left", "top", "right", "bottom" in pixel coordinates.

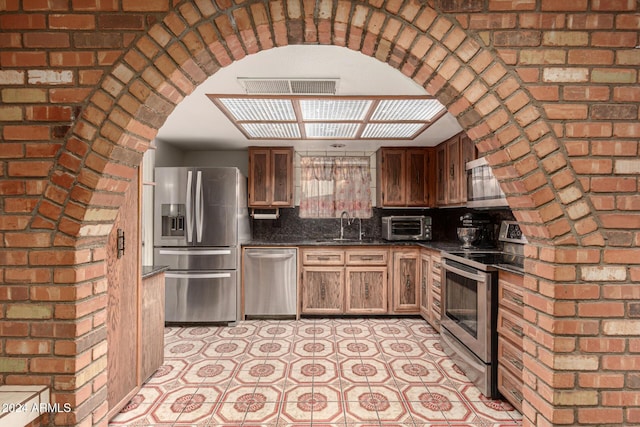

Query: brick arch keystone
[{"left": 23, "top": 1, "right": 608, "bottom": 426}]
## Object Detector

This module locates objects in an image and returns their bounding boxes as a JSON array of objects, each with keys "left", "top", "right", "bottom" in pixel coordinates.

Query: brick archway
[{"left": 2, "top": 2, "right": 638, "bottom": 427}]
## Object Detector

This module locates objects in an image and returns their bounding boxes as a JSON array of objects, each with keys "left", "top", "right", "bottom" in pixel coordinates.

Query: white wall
[{"left": 182, "top": 150, "right": 249, "bottom": 176}]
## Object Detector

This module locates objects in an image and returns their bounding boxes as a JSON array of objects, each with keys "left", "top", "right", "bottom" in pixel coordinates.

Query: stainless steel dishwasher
[{"left": 243, "top": 248, "right": 297, "bottom": 318}]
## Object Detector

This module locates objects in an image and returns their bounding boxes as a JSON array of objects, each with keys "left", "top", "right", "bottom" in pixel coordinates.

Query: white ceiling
[{"left": 155, "top": 45, "right": 463, "bottom": 152}]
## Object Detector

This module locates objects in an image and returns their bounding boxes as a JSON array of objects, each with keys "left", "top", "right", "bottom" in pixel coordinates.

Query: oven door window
[{"left": 445, "top": 268, "right": 479, "bottom": 338}]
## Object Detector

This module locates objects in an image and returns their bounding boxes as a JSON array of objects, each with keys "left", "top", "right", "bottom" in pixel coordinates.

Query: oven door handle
[{"left": 443, "top": 262, "right": 487, "bottom": 283}]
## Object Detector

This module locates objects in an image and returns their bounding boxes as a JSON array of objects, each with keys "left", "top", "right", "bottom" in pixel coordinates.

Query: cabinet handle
[
  {"left": 421, "top": 278, "right": 426, "bottom": 293},
  {"left": 433, "top": 300, "right": 440, "bottom": 309},
  {"left": 405, "top": 275, "right": 411, "bottom": 290},
  {"left": 360, "top": 256, "right": 373, "bottom": 261},
  {"left": 510, "top": 358, "right": 523, "bottom": 371},
  {"left": 364, "top": 283, "right": 370, "bottom": 299},
  {"left": 317, "top": 256, "right": 330, "bottom": 261},
  {"left": 450, "top": 164, "right": 455, "bottom": 178},
  {"left": 320, "top": 283, "right": 326, "bottom": 299},
  {"left": 510, "top": 389, "right": 523, "bottom": 403},
  {"left": 433, "top": 280, "right": 440, "bottom": 289},
  {"left": 511, "top": 326, "right": 524, "bottom": 337},
  {"left": 512, "top": 295, "right": 524, "bottom": 306}
]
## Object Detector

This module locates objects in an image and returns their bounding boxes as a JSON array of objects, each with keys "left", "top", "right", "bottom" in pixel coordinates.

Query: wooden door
[
  {"left": 435, "top": 144, "right": 447, "bottom": 205},
  {"left": 446, "top": 135, "right": 462, "bottom": 205},
  {"left": 248, "top": 148, "right": 271, "bottom": 207},
  {"left": 379, "top": 148, "right": 406, "bottom": 206},
  {"left": 301, "top": 267, "right": 344, "bottom": 314},
  {"left": 392, "top": 250, "right": 420, "bottom": 313},
  {"left": 460, "top": 133, "right": 476, "bottom": 202},
  {"left": 406, "top": 149, "right": 429, "bottom": 206},
  {"left": 107, "top": 171, "right": 140, "bottom": 418},
  {"left": 270, "top": 147, "right": 293, "bottom": 206},
  {"left": 345, "top": 267, "right": 387, "bottom": 314},
  {"left": 419, "top": 252, "right": 430, "bottom": 320}
]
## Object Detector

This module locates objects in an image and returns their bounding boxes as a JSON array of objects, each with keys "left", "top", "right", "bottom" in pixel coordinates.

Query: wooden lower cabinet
[
  {"left": 430, "top": 253, "right": 442, "bottom": 332},
  {"left": 496, "top": 269, "right": 525, "bottom": 413},
  {"left": 391, "top": 249, "right": 420, "bottom": 313},
  {"left": 140, "top": 272, "right": 165, "bottom": 382},
  {"left": 419, "top": 251, "right": 430, "bottom": 319},
  {"left": 301, "top": 267, "right": 344, "bottom": 314},
  {"left": 301, "top": 247, "right": 388, "bottom": 315},
  {"left": 346, "top": 267, "right": 387, "bottom": 314}
]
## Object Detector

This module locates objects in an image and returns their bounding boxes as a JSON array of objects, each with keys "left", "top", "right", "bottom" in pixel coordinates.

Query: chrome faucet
[
  {"left": 357, "top": 217, "right": 364, "bottom": 240},
  {"left": 340, "top": 211, "right": 349, "bottom": 239}
]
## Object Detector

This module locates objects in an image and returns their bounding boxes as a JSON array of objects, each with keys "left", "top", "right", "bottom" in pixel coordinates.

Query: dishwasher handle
[
  {"left": 246, "top": 252, "right": 296, "bottom": 260},
  {"left": 165, "top": 272, "right": 232, "bottom": 279}
]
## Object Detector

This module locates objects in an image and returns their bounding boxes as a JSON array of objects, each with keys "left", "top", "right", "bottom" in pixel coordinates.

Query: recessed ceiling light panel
[
  {"left": 305, "top": 123, "right": 360, "bottom": 138},
  {"left": 371, "top": 99, "right": 444, "bottom": 121},
  {"left": 362, "top": 123, "right": 425, "bottom": 139},
  {"left": 242, "top": 123, "right": 300, "bottom": 138},
  {"left": 219, "top": 98, "right": 295, "bottom": 121},
  {"left": 300, "top": 99, "right": 372, "bottom": 121}
]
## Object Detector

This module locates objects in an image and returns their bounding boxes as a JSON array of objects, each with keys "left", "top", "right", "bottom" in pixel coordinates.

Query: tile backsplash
[{"left": 251, "top": 206, "right": 515, "bottom": 245}]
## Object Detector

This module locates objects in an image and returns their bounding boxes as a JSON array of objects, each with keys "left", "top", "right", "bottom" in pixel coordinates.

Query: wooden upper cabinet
[
  {"left": 460, "top": 133, "right": 476, "bottom": 202},
  {"left": 446, "top": 136, "right": 462, "bottom": 205},
  {"left": 378, "top": 149, "right": 405, "bottom": 206},
  {"left": 435, "top": 144, "right": 447, "bottom": 206},
  {"left": 377, "top": 147, "right": 433, "bottom": 207},
  {"left": 248, "top": 147, "right": 293, "bottom": 208},
  {"left": 435, "top": 132, "right": 476, "bottom": 206}
]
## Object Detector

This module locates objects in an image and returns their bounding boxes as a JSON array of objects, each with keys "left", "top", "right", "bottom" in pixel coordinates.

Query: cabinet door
[
  {"left": 435, "top": 144, "right": 447, "bottom": 205},
  {"left": 379, "top": 149, "right": 406, "bottom": 206},
  {"left": 107, "top": 172, "right": 140, "bottom": 417},
  {"left": 301, "top": 267, "right": 343, "bottom": 314},
  {"left": 248, "top": 148, "right": 271, "bottom": 206},
  {"left": 446, "top": 135, "right": 462, "bottom": 205},
  {"left": 271, "top": 148, "right": 293, "bottom": 206},
  {"left": 460, "top": 133, "right": 476, "bottom": 202},
  {"left": 419, "top": 252, "right": 430, "bottom": 320},
  {"left": 392, "top": 250, "right": 420, "bottom": 313},
  {"left": 406, "top": 149, "right": 429, "bottom": 206},
  {"left": 345, "top": 267, "right": 387, "bottom": 314}
]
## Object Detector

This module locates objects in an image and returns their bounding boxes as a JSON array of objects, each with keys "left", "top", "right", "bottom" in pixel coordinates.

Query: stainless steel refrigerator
[{"left": 153, "top": 167, "right": 250, "bottom": 323}]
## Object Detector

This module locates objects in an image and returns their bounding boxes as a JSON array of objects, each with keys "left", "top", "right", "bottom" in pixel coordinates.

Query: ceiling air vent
[{"left": 237, "top": 78, "right": 339, "bottom": 95}]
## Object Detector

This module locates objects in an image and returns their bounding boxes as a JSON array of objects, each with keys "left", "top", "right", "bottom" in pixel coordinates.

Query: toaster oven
[{"left": 382, "top": 216, "right": 432, "bottom": 241}]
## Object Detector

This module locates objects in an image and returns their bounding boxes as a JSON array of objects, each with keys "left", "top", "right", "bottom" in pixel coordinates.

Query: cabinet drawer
[
  {"left": 498, "top": 336, "right": 524, "bottom": 381},
  {"left": 431, "top": 259, "right": 442, "bottom": 276},
  {"left": 346, "top": 249, "right": 388, "bottom": 265},
  {"left": 498, "top": 364, "right": 523, "bottom": 414},
  {"left": 499, "top": 275, "right": 524, "bottom": 316},
  {"left": 497, "top": 308, "right": 525, "bottom": 348},
  {"left": 431, "top": 276, "right": 441, "bottom": 295},
  {"left": 302, "top": 249, "right": 345, "bottom": 265}
]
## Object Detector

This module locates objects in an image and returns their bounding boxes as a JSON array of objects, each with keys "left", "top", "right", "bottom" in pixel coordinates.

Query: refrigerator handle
[
  {"left": 195, "top": 170, "right": 203, "bottom": 243},
  {"left": 186, "top": 170, "right": 194, "bottom": 242}
]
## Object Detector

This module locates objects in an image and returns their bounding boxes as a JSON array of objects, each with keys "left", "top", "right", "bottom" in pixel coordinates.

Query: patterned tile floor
[{"left": 108, "top": 317, "right": 523, "bottom": 427}]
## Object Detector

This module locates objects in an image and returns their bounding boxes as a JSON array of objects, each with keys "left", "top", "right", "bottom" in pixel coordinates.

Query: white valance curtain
[{"left": 299, "top": 156, "right": 372, "bottom": 218}]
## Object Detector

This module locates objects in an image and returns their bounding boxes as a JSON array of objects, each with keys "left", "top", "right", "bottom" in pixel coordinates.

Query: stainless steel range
[{"left": 440, "top": 220, "right": 526, "bottom": 398}]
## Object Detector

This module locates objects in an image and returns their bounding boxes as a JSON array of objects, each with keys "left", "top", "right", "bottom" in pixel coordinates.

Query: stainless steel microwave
[
  {"left": 466, "top": 157, "right": 509, "bottom": 209},
  {"left": 382, "top": 216, "right": 432, "bottom": 241}
]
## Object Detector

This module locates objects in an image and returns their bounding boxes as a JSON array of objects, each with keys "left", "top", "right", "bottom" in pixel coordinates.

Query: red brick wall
[{"left": 0, "top": 1, "right": 638, "bottom": 426}]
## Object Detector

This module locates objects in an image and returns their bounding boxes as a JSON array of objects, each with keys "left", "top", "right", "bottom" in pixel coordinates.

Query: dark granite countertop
[
  {"left": 242, "top": 239, "right": 465, "bottom": 252},
  {"left": 142, "top": 265, "right": 169, "bottom": 279}
]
